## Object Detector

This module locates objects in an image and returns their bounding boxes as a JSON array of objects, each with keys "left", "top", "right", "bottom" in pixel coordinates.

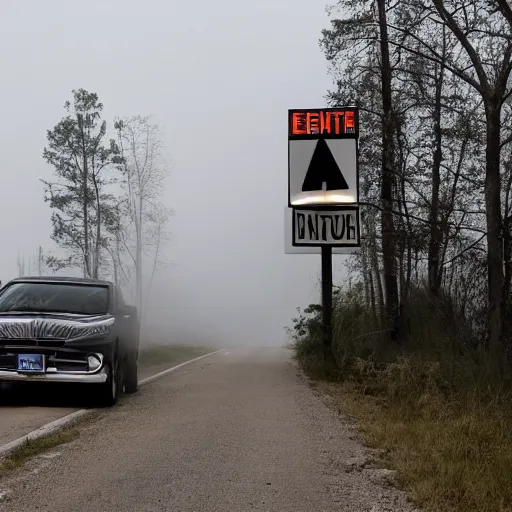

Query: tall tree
[
  {"left": 42, "top": 89, "right": 120, "bottom": 278},
  {"left": 322, "top": 0, "right": 512, "bottom": 362},
  {"left": 322, "top": 0, "right": 400, "bottom": 326},
  {"left": 390, "top": 0, "right": 512, "bottom": 363},
  {"left": 376, "top": 0, "right": 400, "bottom": 323},
  {"left": 114, "top": 115, "right": 171, "bottom": 324}
]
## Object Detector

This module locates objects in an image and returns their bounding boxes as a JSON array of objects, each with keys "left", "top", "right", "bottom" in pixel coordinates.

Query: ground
[
  {"left": 0, "top": 345, "right": 208, "bottom": 445},
  {"left": 0, "top": 347, "right": 415, "bottom": 511}
]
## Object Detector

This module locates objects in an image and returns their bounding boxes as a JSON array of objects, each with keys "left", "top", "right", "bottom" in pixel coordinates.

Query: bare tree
[
  {"left": 16, "top": 250, "right": 25, "bottom": 278},
  {"left": 376, "top": 0, "right": 400, "bottom": 324},
  {"left": 114, "top": 115, "right": 171, "bottom": 324},
  {"left": 392, "top": 0, "right": 512, "bottom": 364},
  {"left": 321, "top": 0, "right": 512, "bottom": 365}
]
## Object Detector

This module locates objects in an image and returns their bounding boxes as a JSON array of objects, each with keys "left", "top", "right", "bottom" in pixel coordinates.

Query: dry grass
[
  {"left": 0, "top": 420, "right": 87, "bottom": 477},
  {"left": 138, "top": 344, "right": 211, "bottom": 368},
  {"left": 292, "top": 286, "right": 512, "bottom": 512},
  {"left": 301, "top": 354, "right": 512, "bottom": 512}
]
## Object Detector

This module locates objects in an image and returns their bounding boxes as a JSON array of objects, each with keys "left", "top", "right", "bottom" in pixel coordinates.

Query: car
[{"left": 0, "top": 276, "right": 139, "bottom": 406}]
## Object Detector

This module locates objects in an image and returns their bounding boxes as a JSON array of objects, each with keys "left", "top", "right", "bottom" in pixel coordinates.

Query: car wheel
[
  {"left": 97, "top": 360, "right": 120, "bottom": 407},
  {"left": 124, "top": 353, "right": 138, "bottom": 394}
]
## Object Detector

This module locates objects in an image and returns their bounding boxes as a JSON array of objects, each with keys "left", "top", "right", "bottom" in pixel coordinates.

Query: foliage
[
  {"left": 292, "top": 5, "right": 512, "bottom": 502},
  {"left": 290, "top": 285, "right": 512, "bottom": 511},
  {"left": 42, "top": 89, "right": 121, "bottom": 277},
  {"left": 319, "top": 0, "right": 512, "bottom": 355},
  {"left": 41, "top": 92, "right": 172, "bottom": 310}
]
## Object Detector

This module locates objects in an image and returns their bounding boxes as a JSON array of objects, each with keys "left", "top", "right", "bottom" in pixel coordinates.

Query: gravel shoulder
[{"left": 0, "top": 347, "right": 414, "bottom": 512}]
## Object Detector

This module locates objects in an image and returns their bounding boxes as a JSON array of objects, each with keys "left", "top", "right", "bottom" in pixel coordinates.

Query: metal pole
[{"left": 321, "top": 245, "right": 333, "bottom": 360}]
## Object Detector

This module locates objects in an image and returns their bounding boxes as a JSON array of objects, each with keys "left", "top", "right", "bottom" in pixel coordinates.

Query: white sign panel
[
  {"left": 292, "top": 207, "right": 360, "bottom": 247},
  {"left": 284, "top": 208, "right": 360, "bottom": 254},
  {"left": 288, "top": 108, "right": 359, "bottom": 207}
]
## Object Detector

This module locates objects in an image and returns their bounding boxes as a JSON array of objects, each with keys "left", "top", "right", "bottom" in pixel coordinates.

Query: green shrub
[{"left": 289, "top": 284, "right": 512, "bottom": 511}]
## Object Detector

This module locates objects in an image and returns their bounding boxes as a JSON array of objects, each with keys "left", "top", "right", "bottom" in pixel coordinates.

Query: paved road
[
  {"left": 0, "top": 357, "right": 193, "bottom": 445},
  {"left": 0, "top": 347, "right": 412, "bottom": 512},
  {"left": 0, "top": 382, "right": 84, "bottom": 446}
]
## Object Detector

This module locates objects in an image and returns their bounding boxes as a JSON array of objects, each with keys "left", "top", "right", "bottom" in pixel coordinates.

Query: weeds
[
  {"left": 138, "top": 344, "right": 210, "bottom": 368},
  {"left": 291, "top": 286, "right": 512, "bottom": 512},
  {"left": 0, "top": 425, "right": 81, "bottom": 477}
]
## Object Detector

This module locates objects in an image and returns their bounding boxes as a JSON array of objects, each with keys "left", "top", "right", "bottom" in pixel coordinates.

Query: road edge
[{"left": 0, "top": 348, "right": 225, "bottom": 460}]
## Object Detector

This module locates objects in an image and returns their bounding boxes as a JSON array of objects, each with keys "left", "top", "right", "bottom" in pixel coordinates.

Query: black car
[{"left": 0, "top": 276, "right": 139, "bottom": 406}]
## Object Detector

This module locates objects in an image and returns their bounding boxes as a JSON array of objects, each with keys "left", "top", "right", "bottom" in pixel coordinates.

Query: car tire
[
  {"left": 124, "top": 353, "right": 138, "bottom": 394},
  {"left": 97, "top": 360, "right": 120, "bottom": 407}
]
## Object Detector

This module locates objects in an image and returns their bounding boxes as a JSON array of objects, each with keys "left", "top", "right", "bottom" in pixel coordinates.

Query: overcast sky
[{"left": 0, "top": 0, "right": 350, "bottom": 346}]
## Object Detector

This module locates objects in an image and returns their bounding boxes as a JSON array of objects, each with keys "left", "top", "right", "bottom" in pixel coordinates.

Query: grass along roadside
[
  {"left": 0, "top": 428, "right": 77, "bottom": 477},
  {"left": 0, "top": 413, "right": 99, "bottom": 478},
  {"left": 315, "top": 378, "right": 512, "bottom": 512},
  {"left": 138, "top": 344, "right": 212, "bottom": 370},
  {"left": 0, "top": 345, "right": 214, "bottom": 478},
  {"left": 291, "top": 287, "right": 512, "bottom": 512}
]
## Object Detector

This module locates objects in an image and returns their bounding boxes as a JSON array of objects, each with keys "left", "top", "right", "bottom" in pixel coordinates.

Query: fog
[{"left": 0, "top": 0, "right": 349, "bottom": 347}]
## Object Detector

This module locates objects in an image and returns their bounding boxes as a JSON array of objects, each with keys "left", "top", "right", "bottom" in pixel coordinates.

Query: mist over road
[{"left": 0, "top": 348, "right": 411, "bottom": 511}]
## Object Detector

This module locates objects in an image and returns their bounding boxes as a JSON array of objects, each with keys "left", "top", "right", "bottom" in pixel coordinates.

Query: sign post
[
  {"left": 287, "top": 107, "right": 360, "bottom": 359},
  {"left": 321, "top": 245, "right": 333, "bottom": 355}
]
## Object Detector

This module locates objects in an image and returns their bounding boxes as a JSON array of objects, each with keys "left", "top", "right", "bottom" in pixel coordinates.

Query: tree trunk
[
  {"left": 502, "top": 166, "right": 512, "bottom": 350},
  {"left": 398, "top": 237, "right": 405, "bottom": 301},
  {"left": 112, "top": 252, "right": 119, "bottom": 285},
  {"left": 414, "top": 247, "right": 419, "bottom": 283},
  {"left": 428, "top": 58, "right": 444, "bottom": 295},
  {"left": 92, "top": 173, "right": 101, "bottom": 279},
  {"left": 362, "top": 239, "right": 371, "bottom": 309},
  {"left": 136, "top": 196, "right": 143, "bottom": 325},
  {"left": 377, "top": 0, "right": 399, "bottom": 323},
  {"left": 504, "top": 215, "right": 512, "bottom": 351},
  {"left": 484, "top": 99, "right": 504, "bottom": 366},
  {"left": 38, "top": 246, "right": 43, "bottom": 275},
  {"left": 144, "top": 221, "right": 162, "bottom": 321},
  {"left": 370, "top": 231, "right": 384, "bottom": 324},
  {"left": 368, "top": 254, "right": 378, "bottom": 326},
  {"left": 78, "top": 114, "right": 90, "bottom": 277},
  {"left": 405, "top": 242, "right": 412, "bottom": 300}
]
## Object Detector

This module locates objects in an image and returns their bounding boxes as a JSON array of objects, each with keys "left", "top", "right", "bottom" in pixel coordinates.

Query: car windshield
[{"left": 0, "top": 282, "right": 109, "bottom": 315}]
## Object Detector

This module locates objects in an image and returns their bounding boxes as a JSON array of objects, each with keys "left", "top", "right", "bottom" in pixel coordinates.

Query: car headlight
[{"left": 87, "top": 354, "right": 103, "bottom": 372}]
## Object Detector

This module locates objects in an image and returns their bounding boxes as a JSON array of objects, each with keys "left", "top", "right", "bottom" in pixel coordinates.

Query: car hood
[{"left": 0, "top": 313, "right": 115, "bottom": 342}]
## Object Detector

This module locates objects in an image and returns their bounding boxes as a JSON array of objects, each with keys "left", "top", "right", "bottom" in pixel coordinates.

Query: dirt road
[{"left": 0, "top": 347, "right": 413, "bottom": 511}]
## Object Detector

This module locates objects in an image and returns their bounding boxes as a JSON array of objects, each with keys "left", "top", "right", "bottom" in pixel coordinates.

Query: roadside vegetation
[
  {"left": 138, "top": 344, "right": 212, "bottom": 369},
  {"left": 290, "top": 1, "right": 512, "bottom": 511},
  {"left": 16, "top": 88, "right": 172, "bottom": 330},
  {"left": 0, "top": 422, "right": 84, "bottom": 478},
  {"left": 290, "top": 286, "right": 512, "bottom": 512}
]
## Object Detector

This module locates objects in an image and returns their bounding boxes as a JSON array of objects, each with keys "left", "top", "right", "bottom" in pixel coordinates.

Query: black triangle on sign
[{"left": 301, "top": 138, "right": 349, "bottom": 192}]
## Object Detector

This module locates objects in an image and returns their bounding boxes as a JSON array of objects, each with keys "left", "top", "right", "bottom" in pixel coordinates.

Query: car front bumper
[
  {"left": 0, "top": 366, "right": 108, "bottom": 384},
  {"left": 0, "top": 340, "right": 114, "bottom": 385}
]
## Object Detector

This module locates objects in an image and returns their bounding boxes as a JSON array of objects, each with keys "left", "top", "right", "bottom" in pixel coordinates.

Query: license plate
[{"left": 17, "top": 354, "right": 45, "bottom": 372}]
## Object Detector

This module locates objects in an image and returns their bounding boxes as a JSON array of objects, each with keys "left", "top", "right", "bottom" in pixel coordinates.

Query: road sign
[
  {"left": 292, "top": 206, "right": 360, "bottom": 247},
  {"left": 288, "top": 108, "right": 359, "bottom": 207},
  {"left": 284, "top": 208, "right": 360, "bottom": 254}
]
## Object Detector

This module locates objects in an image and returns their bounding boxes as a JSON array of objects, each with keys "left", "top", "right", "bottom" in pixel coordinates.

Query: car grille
[
  {"left": 0, "top": 353, "right": 15, "bottom": 370},
  {"left": 0, "top": 342, "right": 89, "bottom": 373},
  {"left": 50, "top": 355, "right": 88, "bottom": 372}
]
